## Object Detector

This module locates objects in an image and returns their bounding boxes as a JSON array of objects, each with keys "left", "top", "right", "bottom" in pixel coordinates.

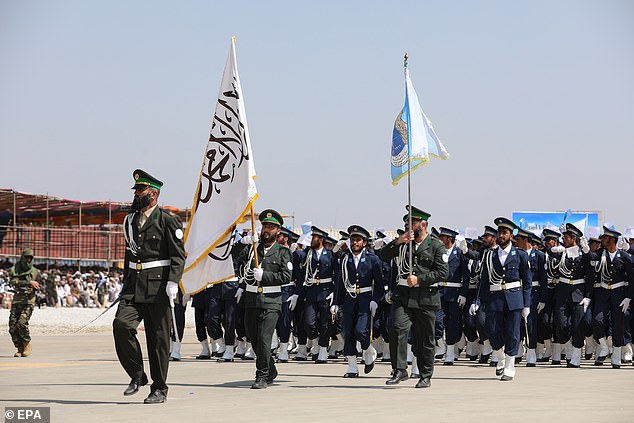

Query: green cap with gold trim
[
  {"left": 403, "top": 205, "right": 431, "bottom": 222},
  {"left": 259, "top": 209, "right": 283, "bottom": 227},
  {"left": 132, "top": 169, "right": 163, "bottom": 190}
]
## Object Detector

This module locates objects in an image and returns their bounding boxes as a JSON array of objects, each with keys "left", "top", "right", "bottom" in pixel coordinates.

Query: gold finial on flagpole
[{"left": 404, "top": 52, "right": 408, "bottom": 67}]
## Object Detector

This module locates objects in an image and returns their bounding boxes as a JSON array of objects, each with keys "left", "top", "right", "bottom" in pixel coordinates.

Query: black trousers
[
  {"left": 553, "top": 297, "right": 586, "bottom": 348},
  {"left": 113, "top": 299, "right": 170, "bottom": 391},
  {"left": 304, "top": 300, "right": 331, "bottom": 347},
  {"left": 206, "top": 294, "right": 237, "bottom": 345},
  {"left": 390, "top": 304, "right": 436, "bottom": 380},
  {"left": 245, "top": 307, "right": 280, "bottom": 379}
]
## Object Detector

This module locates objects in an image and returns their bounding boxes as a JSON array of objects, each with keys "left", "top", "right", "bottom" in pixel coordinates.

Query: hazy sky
[{"left": 1, "top": 0, "right": 632, "bottom": 233}]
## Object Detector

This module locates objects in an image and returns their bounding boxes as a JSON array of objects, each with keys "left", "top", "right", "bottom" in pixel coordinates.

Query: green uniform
[
  {"left": 8, "top": 251, "right": 41, "bottom": 352},
  {"left": 380, "top": 235, "right": 448, "bottom": 380},
  {"left": 238, "top": 242, "right": 292, "bottom": 381},
  {"left": 112, "top": 206, "right": 185, "bottom": 393}
]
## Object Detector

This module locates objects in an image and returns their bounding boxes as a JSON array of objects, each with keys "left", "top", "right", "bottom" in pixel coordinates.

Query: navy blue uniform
[
  {"left": 592, "top": 249, "right": 633, "bottom": 347},
  {"left": 297, "top": 248, "right": 338, "bottom": 347},
  {"left": 524, "top": 248, "right": 547, "bottom": 350},
  {"left": 335, "top": 250, "right": 385, "bottom": 356},
  {"left": 439, "top": 246, "right": 469, "bottom": 346},
  {"left": 478, "top": 245, "right": 532, "bottom": 356}
]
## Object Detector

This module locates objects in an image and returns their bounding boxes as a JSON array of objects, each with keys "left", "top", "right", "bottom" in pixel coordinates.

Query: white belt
[
  {"left": 599, "top": 281, "right": 628, "bottom": 290},
  {"left": 129, "top": 259, "right": 171, "bottom": 271},
  {"left": 468, "top": 284, "right": 478, "bottom": 289},
  {"left": 490, "top": 281, "right": 521, "bottom": 292},
  {"left": 307, "top": 277, "right": 332, "bottom": 285},
  {"left": 438, "top": 282, "right": 463, "bottom": 288},
  {"left": 531, "top": 282, "right": 540, "bottom": 287},
  {"left": 557, "top": 278, "right": 585, "bottom": 286},
  {"left": 246, "top": 285, "right": 281, "bottom": 294},
  {"left": 398, "top": 279, "right": 409, "bottom": 286},
  {"left": 348, "top": 286, "right": 372, "bottom": 294},
  {"left": 281, "top": 282, "right": 295, "bottom": 288}
]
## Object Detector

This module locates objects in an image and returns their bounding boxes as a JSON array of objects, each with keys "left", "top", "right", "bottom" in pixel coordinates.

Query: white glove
[
  {"left": 333, "top": 240, "right": 345, "bottom": 253},
  {"left": 290, "top": 242, "right": 298, "bottom": 253},
  {"left": 551, "top": 245, "right": 565, "bottom": 253},
  {"left": 457, "top": 295, "right": 466, "bottom": 307},
  {"left": 385, "top": 291, "right": 392, "bottom": 304},
  {"left": 166, "top": 281, "right": 179, "bottom": 303},
  {"left": 468, "top": 303, "right": 479, "bottom": 316},
  {"left": 182, "top": 293, "right": 191, "bottom": 304},
  {"left": 253, "top": 267, "right": 263, "bottom": 281},
  {"left": 240, "top": 233, "right": 259, "bottom": 245},
  {"left": 373, "top": 238, "right": 385, "bottom": 250},
  {"left": 579, "top": 297, "right": 591, "bottom": 313},
  {"left": 521, "top": 307, "right": 530, "bottom": 318},
  {"left": 457, "top": 238, "right": 468, "bottom": 254},
  {"left": 617, "top": 236, "right": 629, "bottom": 251},
  {"left": 369, "top": 300, "right": 378, "bottom": 317},
  {"left": 537, "top": 302, "right": 545, "bottom": 313},
  {"left": 326, "top": 292, "right": 334, "bottom": 306},
  {"left": 287, "top": 294, "right": 299, "bottom": 311},
  {"left": 579, "top": 236, "right": 589, "bottom": 254},
  {"left": 235, "top": 287, "right": 244, "bottom": 303},
  {"left": 619, "top": 298, "right": 631, "bottom": 313},
  {"left": 330, "top": 305, "right": 339, "bottom": 314}
]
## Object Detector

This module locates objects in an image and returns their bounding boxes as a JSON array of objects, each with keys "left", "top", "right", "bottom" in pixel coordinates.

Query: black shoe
[
  {"left": 415, "top": 377, "right": 431, "bottom": 388},
  {"left": 410, "top": 373, "right": 420, "bottom": 379},
  {"left": 500, "top": 374, "right": 513, "bottom": 381},
  {"left": 443, "top": 360, "right": 454, "bottom": 366},
  {"left": 536, "top": 356, "right": 551, "bottom": 363},
  {"left": 364, "top": 360, "right": 375, "bottom": 374},
  {"left": 381, "top": 357, "right": 391, "bottom": 362},
  {"left": 267, "top": 366, "right": 278, "bottom": 385},
  {"left": 123, "top": 374, "right": 148, "bottom": 396},
  {"left": 567, "top": 362, "right": 580, "bottom": 368},
  {"left": 612, "top": 364, "right": 621, "bottom": 369},
  {"left": 293, "top": 356, "right": 307, "bottom": 361},
  {"left": 489, "top": 361, "right": 498, "bottom": 367},
  {"left": 386, "top": 369, "right": 409, "bottom": 385},
  {"left": 468, "top": 354, "right": 479, "bottom": 361},
  {"left": 251, "top": 378, "right": 268, "bottom": 389},
  {"left": 515, "top": 357, "right": 522, "bottom": 364},
  {"left": 343, "top": 372, "right": 358, "bottom": 378},
  {"left": 478, "top": 354, "right": 490, "bottom": 364},
  {"left": 217, "top": 357, "right": 234, "bottom": 363},
  {"left": 143, "top": 388, "right": 167, "bottom": 404},
  {"left": 495, "top": 368, "right": 504, "bottom": 376},
  {"left": 196, "top": 354, "right": 211, "bottom": 360},
  {"left": 584, "top": 353, "right": 594, "bottom": 360},
  {"left": 551, "top": 360, "right": 561, "bottom": 365},
  {"left": 169, "top": 356, "right": 180, "bottom": 362},
  {"left": 234, "top": 353, "right": 245, "bottom": 359},
  {"left": 526, "top": 363, "right": 536, "bottom": 368},
  {"left": 594, "top": 355, "right": 607, "bottom": 366}
]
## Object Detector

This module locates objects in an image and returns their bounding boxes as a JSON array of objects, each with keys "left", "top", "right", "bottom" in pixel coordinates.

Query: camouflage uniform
[{"left": 8, "top": 249, "right": 41, "bottom": 356}]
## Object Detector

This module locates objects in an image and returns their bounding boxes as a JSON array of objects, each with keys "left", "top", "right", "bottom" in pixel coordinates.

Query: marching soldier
[
  {"left": 333, "top": 225, "right": 384, "bottom": 377},
  {"left": 379, "top": 206, "right": 448, "bottom": 388},
  {"left": 237, "top": 209, "right": 292, "bottom": 389},
  {"left": 436, "top": 227, "right": 469, "bottom": 365},
  {"left": 295, "top": 226, "right": 338, "bottom": 363},
  {"left": 275, "top": 227, "right": 300, "bottom": 362},
  {"left": 591, "top": 226, "right": 633, "bottom": 368},
  {"left": 8, "top": 248, "right": 41, "bottom": 357},
  {"left": 514, "top": 228, "right": 547, "bottom": 366},
  {"left": 475, "top": 218, "right": 531, "bottom": 380},
  {"left": 547, "top": 223, "right": 594, "bottom": 368},
  {"left": 462, "top": 238, "right": 485, "bottom": 360},
  {"left": 536, "top": 228, "right": 561, "bottom": 362},
  {"left": 112, "top": 169, "right": 186, "bottom": 404}
]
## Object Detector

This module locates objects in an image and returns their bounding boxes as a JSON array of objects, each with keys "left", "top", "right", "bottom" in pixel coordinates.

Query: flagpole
[
  {"left": 250, "top": 206, "right": 259, "bottom": 267},
  {"left": 405, "top": 52, "right": 413, "bottom": 276}
]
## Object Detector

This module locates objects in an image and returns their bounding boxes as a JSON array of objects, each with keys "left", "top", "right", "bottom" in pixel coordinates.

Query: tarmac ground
[{"left": 1, "top": 329, "right": 633, "bottom": 423}]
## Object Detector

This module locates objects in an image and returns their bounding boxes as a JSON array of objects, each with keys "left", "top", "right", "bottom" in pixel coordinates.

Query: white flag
[{"left": 181, "top": 37, "right": 258, "bottom": 294}]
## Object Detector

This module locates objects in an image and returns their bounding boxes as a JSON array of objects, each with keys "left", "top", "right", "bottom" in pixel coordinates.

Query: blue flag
[{"left": 391, "top": 66, "right": 449, "bottom": 185}]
